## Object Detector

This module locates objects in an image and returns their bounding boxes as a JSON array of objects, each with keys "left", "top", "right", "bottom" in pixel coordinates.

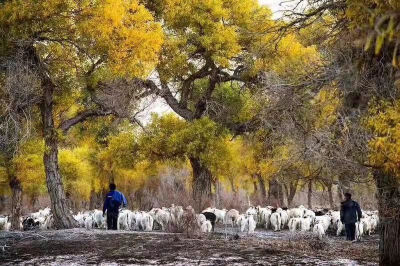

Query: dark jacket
[
  {"left": 103, "top": 190, "right": 128, "bottom": 214},
  {"left": 340, "top": 199, "right": 362, "bottom": 224}
]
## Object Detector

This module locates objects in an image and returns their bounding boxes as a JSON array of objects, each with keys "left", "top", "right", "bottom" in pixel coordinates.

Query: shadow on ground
[{"left": 0, "top": 227, "right": 378, "bottom": 265}]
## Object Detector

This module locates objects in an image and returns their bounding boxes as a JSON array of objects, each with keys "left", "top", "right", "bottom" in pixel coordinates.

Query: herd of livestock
[{"left": 0, "top": 205, "right": 379, "bottom": 239}]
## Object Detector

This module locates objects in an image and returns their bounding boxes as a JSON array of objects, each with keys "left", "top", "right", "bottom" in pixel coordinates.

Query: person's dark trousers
[
  {"left": 107, "top": 211, "right": 119, "bottom": 230},
  {"left": 345, "top": 223, "right": 356, "bottom": 241}
]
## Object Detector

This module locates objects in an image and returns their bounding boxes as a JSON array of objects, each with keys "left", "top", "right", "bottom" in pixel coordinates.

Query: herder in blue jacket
[
  {"left": 340, "top": 192, "right": 362, "bottom": 241},
  {"left": 103, "top": 183, "right": 127, "bottom": 230}
]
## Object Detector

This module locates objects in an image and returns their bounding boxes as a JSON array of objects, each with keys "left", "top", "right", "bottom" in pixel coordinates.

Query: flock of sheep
[{"left": 0, "top": 205, "right": 379, "bottom": 240}]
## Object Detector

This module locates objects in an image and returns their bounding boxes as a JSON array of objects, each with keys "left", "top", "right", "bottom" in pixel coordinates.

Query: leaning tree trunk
[
  {"left": 375, "top": 169, "right": 400, "bottom": 265},
  {"left": 307, "top": 180, "right": 313, "bottom": 209},
  {"left": 189, "top": 157, "right": 212, "bottom": 211},
  {"left": 40, "top": 81, "right": 77, "bottom": 229},
  {"left": 9, "top": 177, "right": 22, "bottom": 230}
]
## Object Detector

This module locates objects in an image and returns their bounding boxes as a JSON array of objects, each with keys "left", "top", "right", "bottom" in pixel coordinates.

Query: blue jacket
[
  {"left": 340, "top": 199, "right": 362, "bottom": 224},
  {"left": 103, "top": 190, "right": 127, "bottom": 214}
]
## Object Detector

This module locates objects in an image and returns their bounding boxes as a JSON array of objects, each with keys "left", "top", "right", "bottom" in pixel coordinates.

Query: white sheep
[
  {"left": 197, "top": 213, "right": 207, "bottom": 227},
  {"left": 93, "top": 210, "right": 106, "bottom": 229},
  {"left": 336, "top": 220, "right": 345, "bottom": 236},
  {"left": 360, "top": 217, "right": 372, "bottom": 236},
  {"left": 0, "top": 216, "right": 9, "bottom": 230},
  {"left": 270, "top": 212, "right": 281, "bottom": 231},
  {"left": 288, "top": 207, "right": 305, "bottom": 218},
  {"left": 149, "top": 208, "right": 171, "bottom": 230},
  {"left": 314, "top": 215, "right": 331, "bottom": 232},
  {"left": 257, "top": 207, "right": 272, "bottom": 228},
  {"left": 214, "top": 208, "right": 227, "bottom": 224},
  {"left": 225, "top": 209, "right": 240, "bottom": 227},
  {"left": 277, "top": 208, "right": 289, "bottom": 229},
  {"left": 200, "top": 220, "right": 212, "bottom": 233},
  {"left": 238, "top": 214, "right": 256, "bottom": 233},
  {"left": 313, "top": 223, "right": 325, "bottom": 239},
  {"left": 300, "top": 217, "right": 312, "bottom": 231},
  {"left": 85, "top": 215, "right": 94, "bottom": 229},
  {"left": 303, "top": 209, "right": 316, "bottom": 220},
  {"left": 246, "top": 207, "right": 258, "bottom": 224},
  {"left": 4, "top": 222, "right": 11, "bottom": 231},
  {"left": 40, "top": 214, "right": 54, "bottom": 230},
  {"left": 139, "top": 212, "right": 154, "bottom": 231},
  {"left": 73, "top": 212, "right": 86, "bottom": 228},
  {"left": 170, "top": 205, "right": 184, "bottom": 224},
  {"left": 118, "top": 210, "right": 130, "bottom": 230},
  {"left": 355, "top": 221, "right": 364, "bottom": 240},
  {"left": 288, "top": 217, "right": 301, "bottom": 232},
  {"left": 247, "top": 215, "right": 256, "bottom": 233},
  {"left": 129, "top": 211, "right": 143, "bottom": 231}
]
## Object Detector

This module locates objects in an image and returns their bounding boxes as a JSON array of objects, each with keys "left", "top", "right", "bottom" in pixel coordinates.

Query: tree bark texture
[
  {"left": 374, "top": 169, "right": 400, "bottom": 265},
  {"left": 268, "top": 178, "right": 284, "bottom": 207},
  {"left": 40, "top": 80, "right": 77, "bottom": 229},
  {"left": 9, "top": 177, "right": 22, "bottom": 230},
  {"left": 307, "top": 180, "right": 313, "bottom": 209},
  {"left": 189, "top": 157, "right": 212, "bottom": 211}
]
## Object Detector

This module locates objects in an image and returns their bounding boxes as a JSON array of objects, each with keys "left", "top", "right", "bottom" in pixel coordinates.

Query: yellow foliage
[
  {"left": 366, "top": 100, "right": 400, "bottom": 174},
  {"left": 59, "top": 144, "right": 97, "bottom": 201},
  {"left": 0, "top": 0, "right": 163, "bottom": 79},
  {"left": 312, "top": 87, "right": 341, "bottom": 129},
  {"left": 12, "top": 139, "right": 47, "bottom": 199}
]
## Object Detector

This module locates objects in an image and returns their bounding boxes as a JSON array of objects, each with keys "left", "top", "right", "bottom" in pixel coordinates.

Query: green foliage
[{"left": 139, "top": 114, "right": 228, "bottom": 172}]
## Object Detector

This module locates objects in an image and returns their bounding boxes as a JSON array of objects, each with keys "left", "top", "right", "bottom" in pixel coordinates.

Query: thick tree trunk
[
  {"left": 327, "top": 183, "right": 334, "bottom": 209},
  {"left": 307, "top": 180, "right": 313, "bottom": 209},
  {"left": 375, "top": 169, "right": 400, "bottom": 265},
  {"left": 40, "top": 81, "right": 77, "bottom": 229},
  {"left": 268, "top": 178, "right": 284, "bottom": 207},
  {"left": 285, "top": 180, "right": 298, "bottom": 208},
  {"left": 9, "top": 177, "right": 22, "bottom": 230},
  {"left": 189, "top": 157, "right": 212, "bottom": 211},
  {"left": 256, "top": 173, "right": 267, "bottom": 203}
]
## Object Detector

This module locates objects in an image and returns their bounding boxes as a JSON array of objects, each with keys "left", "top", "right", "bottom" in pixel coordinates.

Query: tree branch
[{"left": 59, "top": 109, "right": 113, "bottom": 134}]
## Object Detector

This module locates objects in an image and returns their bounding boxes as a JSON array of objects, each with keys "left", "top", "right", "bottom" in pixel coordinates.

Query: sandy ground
[{"left": 0, "top": 227, "right": 378, "bottom": 265}]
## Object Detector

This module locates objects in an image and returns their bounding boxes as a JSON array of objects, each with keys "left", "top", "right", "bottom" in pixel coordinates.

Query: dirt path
[{"left": 0, "top": 228, "right": 378, "bottom": 265}]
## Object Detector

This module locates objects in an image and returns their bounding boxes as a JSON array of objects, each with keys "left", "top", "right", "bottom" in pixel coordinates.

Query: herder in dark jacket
[
  {"left": 103, "top": 183, "right": 128, "bottom": 230},
  {"left": 340, "top": 192, "right": 362, "bottom": 241}
]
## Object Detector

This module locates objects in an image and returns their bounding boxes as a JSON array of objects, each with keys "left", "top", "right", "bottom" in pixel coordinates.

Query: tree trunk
[
  {"left": 374, "top": 169, "right": 400, "bottom": 265},
  {"left": 285, "top": 180, "right": 298, "bottom": 208},
  {"left": 307, "top": 180, "right": 313, "bottom": 209},
  {"left": 215, "top": 180, "right": 221, "bottom": 208},
  {"left": 229, "top": 177, "right": 237, "bottom": 194},
  {"left": 40, "top": 80, "right": 77, "bottom": 229},
  {"left": 268, "top": 178, "right": 284, "bottom": 207},
  {"left": 189, "top": 157, "right": 212, "bottom": 211},
  {"left": 256, "top": 173, "right": 267, "bottom": 204},
  {"left": 0, "top": 195, "right": 5, "bottom": 213},
  {"left": 89, "top": 189, "right": 98, "bottom": 210},
  {"left": 9, "top": 177, "right": 22, "bottom": 230},
  {"left": 29, "top": 194, "right": 37, "bottom": 210},
  {"left": 327, "top": 183, "right": 334, "bottom": 209}
]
